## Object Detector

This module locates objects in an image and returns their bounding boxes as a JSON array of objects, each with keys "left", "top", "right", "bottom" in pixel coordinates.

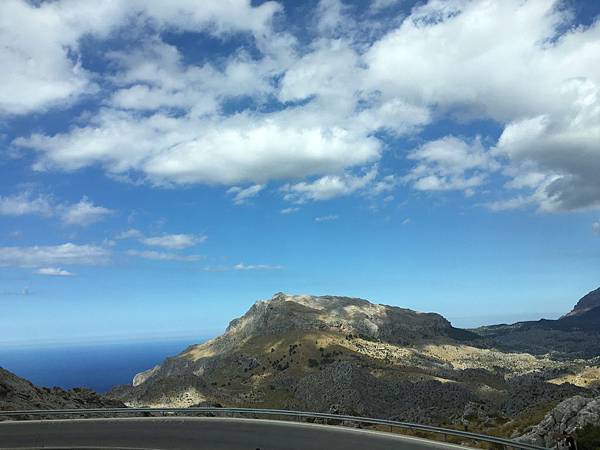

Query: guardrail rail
[{"left": 0, "top": 407, "right": 549, "bottom": 450}]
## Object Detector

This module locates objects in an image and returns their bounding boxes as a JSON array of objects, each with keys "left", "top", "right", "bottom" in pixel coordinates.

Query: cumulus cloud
[
  {"left": 283, "top": 168, "right": 377, "bottom": 203},
  {"left": 17, "top": 109, "right": 382, "bottom": 186},
  {"left": 405, "top": 137, "right": 497, "bottom": 193},
  {"left": 58, "top": 198, "right": 113, "bottom": 226},
  {"left": 140, "top": 233, "right": 207, "bottom": 249},
  {"left": 0, "top": 0, "right": 281, "bottom": 115},
  {"left": 0, "top": 243, "right": 110, "bottom": 268},
  {"left": 4, "top": 0, "right": 600, "bottom": 212},
  {"left": 227, "top": 184, "right": 265, "bottom": 205},
  {"left": 0, "top": 192, "right": 111, "bottom": 226},
  {"left": 36, "top": 267, "right": 74, "bottom": 276},
  {"left": 280, "top": 207, "right": 299, "bottom": 214},
  {"left": 364, "top": 0, "right": 600, "bottom": 211},
  {"left": 0, "top": 192, "right": 53, "bottom": 216},
  {"left": 126, "top": 250, "right": 202, "bottom": 261}
]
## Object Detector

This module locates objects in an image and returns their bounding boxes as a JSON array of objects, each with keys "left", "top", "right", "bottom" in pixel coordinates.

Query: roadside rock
[{"left": 519, "top": 396, "right": 600, "bottom": 447}]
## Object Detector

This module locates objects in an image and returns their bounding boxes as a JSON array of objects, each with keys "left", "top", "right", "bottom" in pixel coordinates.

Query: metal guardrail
[{"left": 0, "top": 407, "right": 549, "bottom": 450}]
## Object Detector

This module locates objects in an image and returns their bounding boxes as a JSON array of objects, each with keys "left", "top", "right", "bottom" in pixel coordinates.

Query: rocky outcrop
[
  {"left": 519, "top": 396, "right": 600, "bottom": 447},
  {"left": 0, "top": 367, "right": 124, "bottom": 415}
]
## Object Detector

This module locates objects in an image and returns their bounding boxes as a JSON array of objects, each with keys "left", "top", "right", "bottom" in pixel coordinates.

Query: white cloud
[
  {"left": 483, "top": 196, "right": 533, "bottom": 212},
  {"left": 36, "top": 267, "right": 74, "bottom": 277},
  {"left": 0, "top": 243, "right": 110, "bottom": 268},
  {"left": 17, "top": 109, "right": 382, "bottom": 186},
  {"left": 280, "top": 207, "right": 299, "bottom": 214},
  {"left": 370, "top": 0, "right": 402, "bottom": 11},
  {"left": 140, "top": 233, "right": 206, "bottom": 249},
  {"left": 0, "top": 0, "right": 282, "bottom": 116},
  {"left": 283, "top": 168, "right": 377, "bottom": 202},
  {"left": 0, "top": 192, "right": 53, "bottom": 216},
  {"left": 0, "top": 192, "right": 111, "bottom": 226},
  {"left": 369, "top": 175, "right": 397, "bottom": 196},
  {"left": 203, "top": 262, "right": 282, "bottom": 271},
  {"left": 59, "top": 198, "right": 113, "bottom": 226},
  {"left": 593, "top": 221, "right": 600, "bottom": 236},
  {"left": 364, "top": 0, "right": 600, "bottom": 211},
  {"left": 116, "top": 229, "right": 144, "bottom": 240},
  {"left": 5, "top": 0, "right": 600, "bottom": 213},
  {"left": 126, "top": 250, "right": 202, "bottom": 261},
  {"left": 233, "top": 263, "right": 282, "bottom": 270},
  {"left": 315, "top": 214, "right": 338, "bottom": 222},
  {"left": 227, "top": 184, "right": 265, "bottom": 205},
  {"left": 401, "top": 218, "right": 411, "bottom": 225},
  {"left": 405, "top": 136, "right": 497, "bottom": 193}
]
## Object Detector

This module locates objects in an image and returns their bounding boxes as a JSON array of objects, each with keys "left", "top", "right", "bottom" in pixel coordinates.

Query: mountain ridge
[{"left": 110, "top": 289, "right": 600, "bottom": 431}]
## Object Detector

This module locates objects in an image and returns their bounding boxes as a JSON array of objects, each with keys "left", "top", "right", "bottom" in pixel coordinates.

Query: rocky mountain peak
[
  {"left": 562, "top": 287, "right": 600, "bottom": 318},
  {"left": 222, "top": 292, "right": 467, "bottom": 347}
]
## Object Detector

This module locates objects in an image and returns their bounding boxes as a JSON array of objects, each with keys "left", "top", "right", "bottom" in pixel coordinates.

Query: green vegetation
[{"left": 576, "top": 424, "right": 600, "bottom": 450}]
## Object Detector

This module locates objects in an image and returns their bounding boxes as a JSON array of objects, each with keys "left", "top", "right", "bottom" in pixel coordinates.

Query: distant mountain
[
  {"left": 473, "top": 287, "right": 600, "bottom": 358},
  {"left": 110, "top": 292, "right": 595, "bottom": 429},
  {"left": 562, "top": 287, "right": 600, "bottom": 318},
  {"left": 0, "top": 367, "right": 123, "bottom": 413}
]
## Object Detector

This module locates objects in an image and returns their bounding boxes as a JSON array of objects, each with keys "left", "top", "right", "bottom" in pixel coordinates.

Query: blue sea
[{"left": 0, "top": 338, "right": 205, "bottom": 393}]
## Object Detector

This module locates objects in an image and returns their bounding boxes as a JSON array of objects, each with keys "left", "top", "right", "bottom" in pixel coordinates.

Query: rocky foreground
[
  {"left": 109, "top": 289, "right": 600, "bottom": 439},
  {"left": 519, "top": 395, "right": 600, "bottom": 447}
]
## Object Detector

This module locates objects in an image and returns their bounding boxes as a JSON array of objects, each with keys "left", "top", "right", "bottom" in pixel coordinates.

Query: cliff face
[
  {"left": 0, "top": 367, "right": 124, "bottom": 413},
  {"left": 110, "top": 292, "right": 599, "bottom": 429}
]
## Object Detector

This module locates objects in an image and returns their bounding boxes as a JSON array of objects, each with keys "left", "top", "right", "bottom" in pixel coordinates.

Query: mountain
[
  {"left": 473, "top": 288, "right": 600, "bottom": 358},
  {"left": 0, "top": 367, "right": 124, "bottom": 413},
  {"left": 110, "top": 292, "right": 599, "bottom": 430},
  {"left": 563, "top": 287, "right": 600, "bottom": 318}
]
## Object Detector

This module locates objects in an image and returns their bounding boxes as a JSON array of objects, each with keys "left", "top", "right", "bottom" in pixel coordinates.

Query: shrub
[{"left": 576, "top": 424, "right": 600, "bottom": 450}]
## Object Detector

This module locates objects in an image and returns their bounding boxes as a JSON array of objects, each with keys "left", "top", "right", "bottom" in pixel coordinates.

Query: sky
[{"left": 1, "top": 0, "right": 600, "bottom": 346}]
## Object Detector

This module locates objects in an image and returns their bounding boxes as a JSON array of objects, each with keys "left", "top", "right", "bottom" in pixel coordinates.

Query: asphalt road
[{"left": 0, "top": 417, "right": 471, "bottom": 449}]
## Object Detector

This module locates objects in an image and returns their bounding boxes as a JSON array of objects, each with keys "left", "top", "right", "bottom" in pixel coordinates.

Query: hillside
[
  {"left": 0, "top": 367, "right": 123, "bottom": 414},
  {"left": 110, "top": 292, "right": 600, "bottom": 431}
]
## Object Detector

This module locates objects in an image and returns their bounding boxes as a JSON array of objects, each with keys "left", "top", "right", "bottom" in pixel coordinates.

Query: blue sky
[{"left": 1, "top": 0, "right": 599, "bottom": 346}]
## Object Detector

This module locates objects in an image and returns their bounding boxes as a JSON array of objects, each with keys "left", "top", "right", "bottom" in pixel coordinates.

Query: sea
[{"left": 0, "top": 338, "right": 207, "bottom": 393}]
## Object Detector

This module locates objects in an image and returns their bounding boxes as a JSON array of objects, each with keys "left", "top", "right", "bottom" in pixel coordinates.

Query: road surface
[{"left": 0, "top": 416, "right": 471, "bottom": 449}]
